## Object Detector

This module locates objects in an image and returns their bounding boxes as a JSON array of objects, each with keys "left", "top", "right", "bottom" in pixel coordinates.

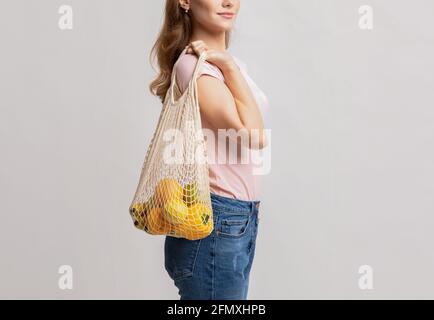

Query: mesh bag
[{"left": 129, "top": 48, "right": 213, "bottom": 240}]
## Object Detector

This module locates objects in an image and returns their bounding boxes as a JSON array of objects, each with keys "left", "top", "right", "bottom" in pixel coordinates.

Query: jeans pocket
[
  {"left": 164, "top": 236, "right": 202, "bottom": 281},
  {"left": 218, "top": 215, "right": 251, "bottom": 238}
]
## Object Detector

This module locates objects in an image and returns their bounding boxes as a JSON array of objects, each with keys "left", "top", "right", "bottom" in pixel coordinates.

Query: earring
[{"left": 185, "top": 8, "right": 189, "bottom": 13}]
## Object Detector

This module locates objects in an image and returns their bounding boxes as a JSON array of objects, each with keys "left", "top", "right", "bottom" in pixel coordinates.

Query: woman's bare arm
[{"left": 197, "top": 59, "right": 267, "bottom": 150}]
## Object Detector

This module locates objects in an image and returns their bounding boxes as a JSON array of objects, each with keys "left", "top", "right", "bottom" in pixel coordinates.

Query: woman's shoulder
[{"left": 174, "top": 52, "right": 225, "bottom": 92}]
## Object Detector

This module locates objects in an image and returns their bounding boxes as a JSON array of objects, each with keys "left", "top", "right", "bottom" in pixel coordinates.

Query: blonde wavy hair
[{"left": 149, "top": 0, "right": 232, "bottom": 103}]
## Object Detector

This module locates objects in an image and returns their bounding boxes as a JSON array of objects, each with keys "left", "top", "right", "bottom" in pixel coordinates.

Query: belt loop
[{"left": 251, "top": 201, "right": 256, "bottom": 214}]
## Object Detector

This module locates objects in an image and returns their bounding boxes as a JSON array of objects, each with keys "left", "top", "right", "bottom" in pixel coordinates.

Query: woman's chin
[{"left": 216, "top": 23, "right": 235, "bottom": 32}]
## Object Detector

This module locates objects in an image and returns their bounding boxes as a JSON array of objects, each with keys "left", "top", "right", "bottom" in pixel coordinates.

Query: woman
[{"left": 149, "top": 0, "right": 270, "bottom": 300}]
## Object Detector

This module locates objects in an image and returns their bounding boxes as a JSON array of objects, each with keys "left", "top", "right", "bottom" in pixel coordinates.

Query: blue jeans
[{"left": 164, "top": 192, "right": 261, "bottom": 300}]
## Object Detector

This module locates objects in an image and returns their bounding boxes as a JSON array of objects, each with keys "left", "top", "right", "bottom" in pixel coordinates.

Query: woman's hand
[{"left": 185, "top": 40, "right": 236, "bottom": 73}]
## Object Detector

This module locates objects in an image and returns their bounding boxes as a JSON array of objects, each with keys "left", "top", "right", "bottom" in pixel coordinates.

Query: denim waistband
[{"left": 210, "top": 192, "right": 260, "bottom": 215}]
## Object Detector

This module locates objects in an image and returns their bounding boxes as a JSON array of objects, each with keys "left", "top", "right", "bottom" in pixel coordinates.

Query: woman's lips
[{"left": 218, "top": 13, "right": 234, "bottom": 19}]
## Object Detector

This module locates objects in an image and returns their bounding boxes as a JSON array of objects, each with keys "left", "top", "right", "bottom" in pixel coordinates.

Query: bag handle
[{"left": 169, "top": 47, "right": 208, "bottom": 104}]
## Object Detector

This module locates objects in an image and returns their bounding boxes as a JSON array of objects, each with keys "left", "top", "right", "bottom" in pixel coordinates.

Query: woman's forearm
[{"left": 221, "top": 60, "right": 267, "bottom": 148}]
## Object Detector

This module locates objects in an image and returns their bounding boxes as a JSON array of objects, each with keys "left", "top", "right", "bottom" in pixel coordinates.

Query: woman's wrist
[{"left": 220, "top": 58, "right": 238, "bottom": 75}]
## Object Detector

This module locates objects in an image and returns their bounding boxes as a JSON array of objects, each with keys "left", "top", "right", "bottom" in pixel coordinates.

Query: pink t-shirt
[{"left": 173, "top": 50, "right": 270, "bottom": 201}]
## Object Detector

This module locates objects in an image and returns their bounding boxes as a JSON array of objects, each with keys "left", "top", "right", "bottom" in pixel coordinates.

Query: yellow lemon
[
  {"left": 189, "top": 226, "right": 213, "bottom": 240},
  {"left": 187, "top": 221, "right": 213, "bottom": 240},
  {"left": 129, "top": 202, "right": 145, "bottom": 217},
  {"left": 130, "top": 195, "right": 160, "bottom": 230},
  {"left": 155, "top": 178, "right": 183, "bottom": 205},
  {"left": 187, "top": 202, "right": 212, "bottom": 226},
  {"left": 145, "top": 207, "right": 172, "bottom": 235},
  {"left": 184, "top": 203, "right": 213, "bottom": 240},
  {"left": 164, "top": 197, "right": 189, "bottom": 225},
  {"left": 182, "top": 182, "right": 199, "bottom": 207},
  {"left": 170, "top": 224, "right": 189, "bottom": 238},
  {"left": 171, "top": 218, "right": 213, "bottom": 240},
  {"left": 133, "top": 219, "right": 145, "bottom": 230},
  {"left": 166, "top": 202, "right": 213, "bottom": 239},
  {"left": 129, "top": 202, "right": 147, "bottom": 228}
]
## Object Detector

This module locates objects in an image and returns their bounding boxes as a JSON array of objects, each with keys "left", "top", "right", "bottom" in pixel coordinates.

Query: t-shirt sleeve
[{"left": 175, "top": 54, "right": 225, "bottom": 93}]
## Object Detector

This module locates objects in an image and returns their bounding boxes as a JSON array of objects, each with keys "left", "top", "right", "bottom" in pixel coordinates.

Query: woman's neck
[{"left": 189, "top": 29, "right": 226, "bottom": 52}]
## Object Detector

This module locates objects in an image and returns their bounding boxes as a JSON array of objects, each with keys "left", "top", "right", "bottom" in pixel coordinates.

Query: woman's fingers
[
  {"left": 191, "top": 40, "right": 205, "bottom": 47},
  {"left": 185, "top": 40, "right": 209, "bottom": 56}
]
